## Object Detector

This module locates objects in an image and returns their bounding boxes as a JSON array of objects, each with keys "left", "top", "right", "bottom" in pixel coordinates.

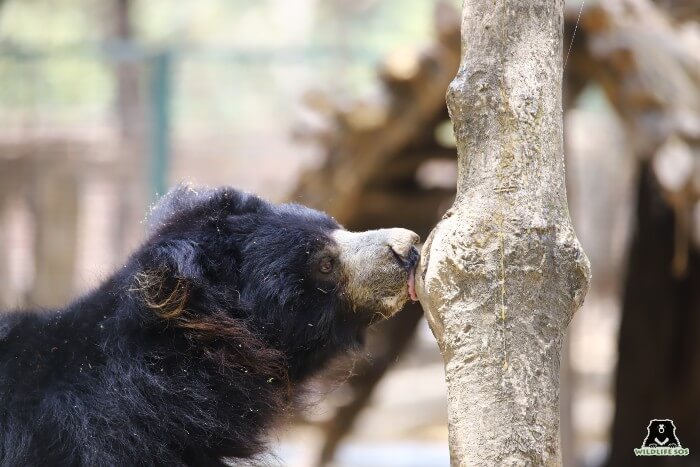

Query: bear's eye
[{"left": 319, "top": 256, "right": 334, "bottom": 274}]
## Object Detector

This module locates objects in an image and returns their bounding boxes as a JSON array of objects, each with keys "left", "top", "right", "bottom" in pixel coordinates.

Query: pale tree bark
[{"left": 416, "top": 1, "right": 591, "bottom": 465}]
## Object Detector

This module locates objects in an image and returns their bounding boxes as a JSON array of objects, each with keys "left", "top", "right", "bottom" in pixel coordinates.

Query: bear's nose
[{"left": 387, "top": 228, "right": 420, "bottom": 260}]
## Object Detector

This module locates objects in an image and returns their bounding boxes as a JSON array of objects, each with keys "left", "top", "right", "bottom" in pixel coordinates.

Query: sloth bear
[{"left": 0, "top": 185, "right": 420, "bottom": 467}]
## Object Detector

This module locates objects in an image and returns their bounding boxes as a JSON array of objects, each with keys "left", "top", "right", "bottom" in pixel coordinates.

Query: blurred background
[{"left": 1, "top": 0, "right": 699, "bottom": 466}]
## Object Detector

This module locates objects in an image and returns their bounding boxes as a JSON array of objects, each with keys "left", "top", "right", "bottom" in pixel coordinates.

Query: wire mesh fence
[{"left": 0, "top": 0, "right": 452, "bottom": 307}]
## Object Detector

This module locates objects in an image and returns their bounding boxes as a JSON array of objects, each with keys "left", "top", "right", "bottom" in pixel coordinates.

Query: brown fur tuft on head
[{"left": 133, "top": 269, "right": 190, "bottom": 320}]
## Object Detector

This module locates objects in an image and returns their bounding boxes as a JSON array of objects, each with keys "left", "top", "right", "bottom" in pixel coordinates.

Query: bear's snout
[
  {"left": 332, "top": 228, "right": 421, "bottom": 316},
  {"left": 387, "top": 229, "right": 421, "bottom": 262}
]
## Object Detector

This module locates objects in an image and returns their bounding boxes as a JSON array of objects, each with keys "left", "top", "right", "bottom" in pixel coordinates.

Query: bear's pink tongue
[{"left": 408, "top": 268, "right": 418, "bottom": 302}]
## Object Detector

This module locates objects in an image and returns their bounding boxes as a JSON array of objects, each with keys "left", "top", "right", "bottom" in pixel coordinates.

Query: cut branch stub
[{"left": 416, "top": 1, "right": 591, "bottom": 465}]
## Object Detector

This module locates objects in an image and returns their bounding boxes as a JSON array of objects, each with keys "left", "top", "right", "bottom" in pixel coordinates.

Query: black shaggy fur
[{"left": 0, "top": 186, "right": 393, "bottom": 466}]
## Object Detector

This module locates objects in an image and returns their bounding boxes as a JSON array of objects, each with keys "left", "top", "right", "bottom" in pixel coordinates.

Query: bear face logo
[{"left": 642, "top": 419, "right": 682, "bottom": 448}]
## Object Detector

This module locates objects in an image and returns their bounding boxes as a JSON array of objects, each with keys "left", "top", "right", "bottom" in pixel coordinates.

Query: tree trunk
[
  {"left": 606, "top": 163, "right": 700, "bottom": 467},
  {"left": 416, "top": 1, "right": 591, "bottom": 465},
  {"left": 109, "top": 0, "right": 148, "bottom": 258},
  {"left": 112, "top": 0, "right": 141, "bottom": 141}
]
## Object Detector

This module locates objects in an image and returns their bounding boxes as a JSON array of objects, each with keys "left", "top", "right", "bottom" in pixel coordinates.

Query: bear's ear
[
  {"left": 151, "top": 238, "right": 204, "bottom": 282},
  {"left": 147, "top": 184, "right": 269, "bottom": 234},
  {"left": 147, "top": 184, "right": 217, "bottom": 234},
  {"left": 135, "top": 239, "right": 203, "bottom": 320}
]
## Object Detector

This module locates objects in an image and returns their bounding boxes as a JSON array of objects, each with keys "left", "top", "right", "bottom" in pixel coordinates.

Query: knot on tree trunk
[
  {"left": 416, "top": 204, "right": 590, "bottom": 466},
  {"left": 418, "top": 208, "right": 590, "bottom": 350}
]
